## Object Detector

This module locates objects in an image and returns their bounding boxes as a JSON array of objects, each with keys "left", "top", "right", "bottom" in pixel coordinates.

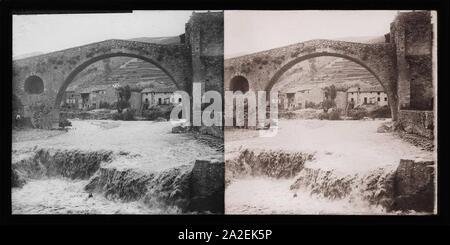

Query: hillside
[
  {"left": 13, "top": 52, "right": 44, "bottom": 60},
  {"left": 276, "top": 36, "right": 384, "bottom": 93},
  {"left": 67, "top": 36, "right": 179, "bottom": 92}
]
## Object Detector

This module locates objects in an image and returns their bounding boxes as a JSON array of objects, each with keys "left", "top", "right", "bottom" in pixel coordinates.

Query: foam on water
[{"left": 225, "top": 177, "right": 389, "bottom": 215}]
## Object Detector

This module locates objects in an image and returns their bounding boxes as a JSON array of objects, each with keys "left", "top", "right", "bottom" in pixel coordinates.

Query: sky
[
  {"left": 13, "top": 11, "right": 193, "bottom": 58},
  {"left": 13, "top": 10, "right": 400, "bottom": 59},
  {"left": 225, "top": 11, "right": 399, "bottom": 58}
]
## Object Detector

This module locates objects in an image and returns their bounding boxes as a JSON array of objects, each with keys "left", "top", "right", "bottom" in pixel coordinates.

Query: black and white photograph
[
  {"left": 224, "top": 10, "right": 438, "bottom": 215},
  {"left": 2, "top": 0, "right": 448, "bottom": 236},
  {"left": 11, "top": 10, "right": 225, "bottom": 214}
]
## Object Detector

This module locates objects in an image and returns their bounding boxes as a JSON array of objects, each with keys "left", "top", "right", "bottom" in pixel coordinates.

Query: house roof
[
  {"left": 65, "top": 88, "right": 76, "bottom": 93},
  {"left": 141, "top": 86, "right": 177, "bottom": 93},
  {"left": 347, "top": 85, "right": 385, "bottom": 93},
  {"left": 77, "top": 84, "right": 113, "bottom": 93}
]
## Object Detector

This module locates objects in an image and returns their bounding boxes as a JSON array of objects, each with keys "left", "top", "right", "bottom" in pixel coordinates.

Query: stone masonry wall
[
  {"left": 397, "top": 110, "right": 434, "bottom": 139},
  {"left": 391, "top": 11, "right": 433, "bottom": 111}
]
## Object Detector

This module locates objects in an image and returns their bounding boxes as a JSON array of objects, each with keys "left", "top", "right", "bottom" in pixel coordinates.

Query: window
[
  {"left": 178, "top": 98, "right": 182, "bottom": 103},
  {"left": 384, "top": 97, "right": 388, "bottom": 101},
  {"left": 351, "top": 98, "right": 354, "bottom": 102},
  {"left": 378, "top": 97, "right": 381, "bottom": 102},
  {"left": 377, "top": 92, "right": 381, "bottom": 95},
  {"left": 158, "top": 98, "right": 162, "bottom": 105},
  {"left": 364, "top": 97, "right": 367, "bottom": 104}
]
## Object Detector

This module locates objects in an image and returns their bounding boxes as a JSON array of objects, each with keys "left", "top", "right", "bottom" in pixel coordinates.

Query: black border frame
[{"left": 1, "top": 0, "right": 448, "bottom": 235}]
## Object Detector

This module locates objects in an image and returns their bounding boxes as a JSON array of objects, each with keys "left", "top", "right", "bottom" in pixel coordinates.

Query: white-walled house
[
  {"left": 141, "top": 87, "right": 182, "bottom": 109},
  {"left": 347, "top": 86, "right": 388, "bottom": 106}
]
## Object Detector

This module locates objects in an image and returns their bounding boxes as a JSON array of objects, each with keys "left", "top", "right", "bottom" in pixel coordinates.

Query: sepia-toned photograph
[
  {"left": 11, "top": 10, "right": 224, "bottom": 214},
  {"left": 224, "top": 10, "right": 437, "bottom": 215}
]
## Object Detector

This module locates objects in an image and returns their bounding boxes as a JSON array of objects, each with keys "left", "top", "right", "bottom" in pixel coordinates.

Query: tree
[
  {"left": 116, "top": 85, "right": 131, "bottom": 113},
  {"left": 322, "top": 85, "right": 337, "bottom": 112},
  {"left": 324, "top": 84, "right": 337, "bottom": 101},
  {"left": 117, "top": 85, "right": 131, "bottom": 101},
  {"left": 322, "top": 98, "right": 335, "bottom": 112}
]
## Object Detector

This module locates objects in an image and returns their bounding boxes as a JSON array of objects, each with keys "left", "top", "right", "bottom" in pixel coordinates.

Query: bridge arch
[
  {"left": 266, "top": 53, "right": 387, "bottom": 93},
  {"left": 54, "top": 52, "right": 180, "bottom": 108},
  {"left": 224, "top": 39, "right": 398, "bottom": 120}
]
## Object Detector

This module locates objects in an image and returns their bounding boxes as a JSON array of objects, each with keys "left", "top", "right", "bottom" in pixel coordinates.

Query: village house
[
  {"left": 61, "top": 88, "right": 82, "bottom": 109},
  {"left": 77, "top": 84, "right": 118, "bottom": 110},
  {"left": 141, "top": 87, "right": 182, "bottom": 110},
  {"left": 347, "top": 85, "right": 388, "bottom": 107}
]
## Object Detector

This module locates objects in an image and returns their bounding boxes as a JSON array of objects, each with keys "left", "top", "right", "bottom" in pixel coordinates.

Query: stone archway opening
[
  {"left": 230, "top": 75, "right": 250, "bottom": 93},
  {"left": 24, "top": 75, "right": 44, "bottom": 94},
  {"left": 229, "top": 75, "right": 252, "bottom": 128}
]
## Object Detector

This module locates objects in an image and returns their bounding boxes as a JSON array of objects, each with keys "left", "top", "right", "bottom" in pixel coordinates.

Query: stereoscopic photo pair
[{"left": 11, "top": 10, "right": 437, "bottom": 215}]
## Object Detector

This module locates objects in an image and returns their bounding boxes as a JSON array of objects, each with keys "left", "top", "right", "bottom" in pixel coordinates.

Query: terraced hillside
[
  {"left": 277, "top": 36, "right": 384, "bottom": 93},
  {"left": 103, "top": 58, "right": 175, "bottom": 90},
  {"left": 67, "top": 36, "right": 180, "bottom": 91}
]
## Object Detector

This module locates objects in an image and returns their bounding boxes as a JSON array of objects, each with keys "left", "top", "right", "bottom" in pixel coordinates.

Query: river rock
[
  {"left": 392, "top": 159, "right": 435, "bottom": 212},
  {"left": 172, "top": 125, "right": 189, "bottom": 134}
]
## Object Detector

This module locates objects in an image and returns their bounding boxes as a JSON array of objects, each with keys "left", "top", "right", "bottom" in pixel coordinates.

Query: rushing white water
[
  {"left": 225, "top": 177, "right": 389, "bottom": 215},
  {"left": 12, "top": 178, "right": 161, "bottom": 214},
  {"left": 12, "top": 120, "right": 223, "bottom": 214}
]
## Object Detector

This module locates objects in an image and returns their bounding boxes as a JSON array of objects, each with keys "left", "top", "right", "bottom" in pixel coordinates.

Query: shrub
[
  {"left": 116, "top": 100, "right": 129, "bottom": 113},
  {"left": 369, "top": 105, "right": 391, "bottom": 118},
  {"left": 59, "top": 118, "right": 72, "bottom": 129},
  {"left": 143, "top": 105, "right": 174, "bottom": 121},
  {"left": 305, "top": 101, "right": 319, "bottom": 109},
  {"left": 99, "top": 101, "right": 111, "bottom": 109},
  {"left": 122, "top": 109, "right": 135, "bottom": 121},
  {"left": 318, "top": 112, "right": 329, "bottom": 120},
  {"left": 112, "top": 109, "right": 135, "bottom": 121},
  {"left": 322, "top": 98, "right": 335, "bottom": 112},
  {"left": 328, "top": 109, "right": 341, "bottom": 120},
  {"left": 348, "top": 107, "right": 368, "bottom": 120},
  {"left": 112, "top": 112, "right": 122, "bottom": 120},
  {"left": 318, "top": 109, "right": 341, "bottom": 120},
  {"left": 279, "top": 111, "right": 297, "bottom": 119},
  {"left": 29, "top": 103, "right": 52, "bottom": 129}
]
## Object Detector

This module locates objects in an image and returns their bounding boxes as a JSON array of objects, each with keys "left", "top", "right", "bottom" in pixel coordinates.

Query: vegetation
[
  {"left": 369, "top": 105, "right": 391, "bottom": 118},
  {"left": 348, "top": 107, "right": 369, "bottom": 120},
  {"left": 322, "top": 84, "right": 337, "bottom": 112},
  {"left": 142, "top": 104, "right": 175, "bottom": 121},
  {"left": 318, "top": 108, "right": 341, "bottom": 120},
  {"left": 59, "top": 118, "right": 72, "bottom": 129},
  {"left": 116, "top": 85, "right": 131, "bottom": 113},
  {"left": 322, "top": 98, "right": 335, "bottom": 113},
  {"left": 99, "top": 101, "right": 112, "bottom": 109},
  {"left": 30, "top": 103, "right": 53, "bottom": 129},
  {"left": 112, "top": 109, "right": 135, "bottom": 121},
  {"left": 305, "top": 101, "right": 319, "bottom": 109}
]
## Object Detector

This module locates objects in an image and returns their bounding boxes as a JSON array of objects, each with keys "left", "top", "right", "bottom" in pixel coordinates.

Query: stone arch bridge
[
  {"left": 225, "top": 39, "right": 399, "bottom": 120},
  {"left": 13, "top": 11, "right": 224, "bottom": 128},
  {"left": 13, "top": 39, "right": 191, "bottom": 114},
  {"left": 225, "top": 11, "right": 434, "bottom": 122}
]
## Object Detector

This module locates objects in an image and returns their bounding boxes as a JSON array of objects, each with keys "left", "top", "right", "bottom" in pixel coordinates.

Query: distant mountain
[{"left": 13, "top": 51, "right": 44, "bottom": 60}]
